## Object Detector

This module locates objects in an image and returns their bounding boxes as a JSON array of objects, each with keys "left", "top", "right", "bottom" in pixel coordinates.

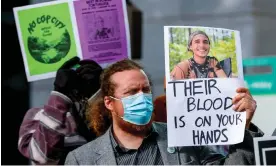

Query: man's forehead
[
  {"left": 139, "top": 69, "right": 147, "bottom": 77},
  {"left": 193, "top": 34, "right": 208, "bottom": 40},
  {"left": 111, "top": 69, "right": 149, "bottom": 87}
]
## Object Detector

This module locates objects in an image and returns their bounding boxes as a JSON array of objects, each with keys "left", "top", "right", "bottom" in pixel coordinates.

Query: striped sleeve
[{"left": 18, "top": 91, "right": 77, "bottom": 165}]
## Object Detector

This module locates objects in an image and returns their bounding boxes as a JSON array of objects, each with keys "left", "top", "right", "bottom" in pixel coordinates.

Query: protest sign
[
  {"left": 254, "top": 136, "right": 276, "bottom": 165},
  {"left": 13, "top": 0, "right": 80, "bottom": 81},
  {"left": 13, "top": 0, "right": 130, "bottom": 81},
  {"left": 73, "top": 0, "right": 130, "bottom": 67},
  {"left": 164, "top": 26, "right": 245, "bottom": 146}
]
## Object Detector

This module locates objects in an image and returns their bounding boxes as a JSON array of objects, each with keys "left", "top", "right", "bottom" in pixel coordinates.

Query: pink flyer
[{"left": 73, "top": 0, "right": 130, "bottom": 65}]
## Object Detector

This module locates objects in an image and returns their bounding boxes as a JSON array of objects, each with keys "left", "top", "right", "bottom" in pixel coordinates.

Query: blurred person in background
[
  {"left": 170, "top": 30, "right": 227, "bottom": 80},
  {"left": 18, "top": 57, "right": 103, "bottom": 164}
]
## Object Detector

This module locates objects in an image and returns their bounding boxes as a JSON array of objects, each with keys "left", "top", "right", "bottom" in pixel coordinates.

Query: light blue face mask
[{"left": 110, "top": 92, "right": 153, "bottom": 125}]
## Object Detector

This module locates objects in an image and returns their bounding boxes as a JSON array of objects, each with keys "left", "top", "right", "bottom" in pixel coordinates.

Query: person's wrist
[{"left": 245, "top": 122, "right": 251, "bottom": 129}]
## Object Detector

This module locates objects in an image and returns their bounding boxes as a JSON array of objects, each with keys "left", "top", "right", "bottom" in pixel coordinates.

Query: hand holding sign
[
  {"left": 232, "top": 87, "right": 257, "bottom": 129},
  {"left": 54, "top": 56, "right": 81, "bottom": 100},
  {"left": 76, "top": 59, "right": 103, "bottom": 99}
]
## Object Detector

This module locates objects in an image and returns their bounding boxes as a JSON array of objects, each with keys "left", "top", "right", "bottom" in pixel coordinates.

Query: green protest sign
[{"left": 14, "top": 1, "right": 78, "bottom": 81}]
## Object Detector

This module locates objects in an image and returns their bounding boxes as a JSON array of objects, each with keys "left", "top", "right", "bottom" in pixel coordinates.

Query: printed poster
[
  {"left": 14, "top": 0, "right": 130, "bottom": 81},
  {"left": 164, "top": 26, "right": 246, "bottom": 147},
  {"left": 13, "top": 0, "right": 79, "bottom": 82},
  {"left": 73, "top": 0, "right": 130, "bottom": 67}
]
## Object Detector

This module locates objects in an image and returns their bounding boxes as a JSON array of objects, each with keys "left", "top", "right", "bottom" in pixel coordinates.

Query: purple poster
[{"left": 73, "top": 0, "right": 130, "bottom": 65}]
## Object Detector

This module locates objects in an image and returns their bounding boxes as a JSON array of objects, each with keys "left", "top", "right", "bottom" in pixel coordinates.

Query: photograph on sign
[
  {"left": 168, "top": 26, "right": 243, "bottom": 80},
  {"left": 164, "top": 26, "right": 245, "bottom": 147},
  {"left": 73, "top": 0, "right": 130, "bottom": 68},
  {"left": 13, "top": 0, "right": 80, "bottom": 82}
]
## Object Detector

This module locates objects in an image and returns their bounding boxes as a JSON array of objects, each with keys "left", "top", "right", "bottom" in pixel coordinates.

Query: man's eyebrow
[
  {"left": 122, "top": 83, "right": 150, "bottom": 91},
  {"left": 122, "top": 85, "right": 137, "bottom": 91}
]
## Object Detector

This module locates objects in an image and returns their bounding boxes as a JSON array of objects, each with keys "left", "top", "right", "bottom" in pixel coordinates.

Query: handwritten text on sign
[{"left": 167, "top": 78, "right": 246, "bottom": 147}]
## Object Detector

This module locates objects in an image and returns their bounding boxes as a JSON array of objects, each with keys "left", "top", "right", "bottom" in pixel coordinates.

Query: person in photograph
[
  {"left": 94, "top": 16, "right": 112, "bottom": 40},
  {"left": 170, "top": 30, "right": 228, "bottom": 80}
]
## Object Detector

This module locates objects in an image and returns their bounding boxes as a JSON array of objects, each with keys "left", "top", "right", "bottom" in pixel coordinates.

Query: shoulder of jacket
[
  {"left": 178, "top": 60, "right": 190, "bottom": 66},
  {"left": 70, "top": 139, "right": 96, "bottom": 156},
  {"left": 153, "top": 122, "right": 167, "bottom": 131}
]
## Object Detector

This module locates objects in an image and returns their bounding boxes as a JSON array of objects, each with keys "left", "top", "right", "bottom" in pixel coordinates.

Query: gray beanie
[{"left": 187, "top": 30, "right": 210, "bottom": 51}]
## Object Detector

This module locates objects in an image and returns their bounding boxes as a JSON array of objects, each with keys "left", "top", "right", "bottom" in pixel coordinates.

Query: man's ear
[{"left": 104, "top": 96, "right": 114, "bottom": 111}]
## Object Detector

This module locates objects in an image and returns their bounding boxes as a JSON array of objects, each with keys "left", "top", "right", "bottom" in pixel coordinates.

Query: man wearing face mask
[
  {"left": 18, "top": 57, "right": 103, "bottom": 165},
  {"left": 65, "top": 59, "right": 263, "bottom": 165}
]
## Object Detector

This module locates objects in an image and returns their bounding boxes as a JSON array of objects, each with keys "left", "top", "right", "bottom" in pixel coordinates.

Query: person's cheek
[
  {"left": 114, "top": 101, "right": 124, "bottom": 116},
  {"left": 204, "top": 44, "right": 209, "bottom": 50}
]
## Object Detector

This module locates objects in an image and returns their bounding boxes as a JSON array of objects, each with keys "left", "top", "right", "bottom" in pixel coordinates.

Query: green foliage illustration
[
  {"left": 169, "top": 27, "right": 238, "bottom": 77},
  {"left": 28, "top": 29, "right": 71, "bottom": 64}
]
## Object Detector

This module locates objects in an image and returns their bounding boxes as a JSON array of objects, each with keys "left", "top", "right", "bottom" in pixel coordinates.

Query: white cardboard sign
[{"left": 164, "top": 26, "right": 245, "bottom": 147}]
